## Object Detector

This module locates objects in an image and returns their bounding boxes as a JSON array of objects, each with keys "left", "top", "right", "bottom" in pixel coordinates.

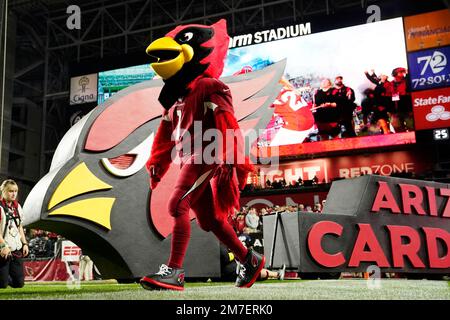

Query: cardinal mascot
[{"left": 140, "top": 20, "right": 265, "bottom": 291}]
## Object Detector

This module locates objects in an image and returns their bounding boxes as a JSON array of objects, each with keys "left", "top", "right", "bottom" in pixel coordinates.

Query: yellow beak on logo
[
  {"left": 48, "top": 162, "right": 115, "bottom": 230},
  {"left": 146, "top": 37, "right": 194, "bottom": 80}
]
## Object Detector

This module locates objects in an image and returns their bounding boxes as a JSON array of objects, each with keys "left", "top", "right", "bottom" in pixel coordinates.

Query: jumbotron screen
[
  {"left": 98, "top": 17, "right": 416, "bottom": 156},
  {"left": 97, "top": 64, "right": 156, "bottom": 104}
]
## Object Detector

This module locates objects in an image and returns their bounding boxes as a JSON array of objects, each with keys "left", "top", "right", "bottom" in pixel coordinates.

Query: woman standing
[
  {"left": 364, "top": 70, "right": 393, "bottom": 134},
  {"left": 312, "top": 79, "right": 341, "bottom": 140},
  {"left": 0, "top": 179, "right": 29, "bottom": 288}
]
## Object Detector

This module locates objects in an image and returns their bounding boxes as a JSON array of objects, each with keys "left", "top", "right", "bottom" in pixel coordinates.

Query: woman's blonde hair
[{"left": 0, "top": 179, "right": 18, "bottom": 200}]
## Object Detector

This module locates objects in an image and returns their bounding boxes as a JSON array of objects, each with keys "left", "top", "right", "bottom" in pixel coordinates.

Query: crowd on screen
[
  {"left": 286, "top": 67, "right": 413, "bottom": 141},
  {"left": 360, "top": 67, "right": 414, "bottom": 134}
]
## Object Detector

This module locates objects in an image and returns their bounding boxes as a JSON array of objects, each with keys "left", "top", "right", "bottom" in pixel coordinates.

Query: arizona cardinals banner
[
  {"left": 264, "top": 175, "right": 450, "bottom": 274},
  {"left": 24, "top": 259, "right": 71, "bottom": 282}
]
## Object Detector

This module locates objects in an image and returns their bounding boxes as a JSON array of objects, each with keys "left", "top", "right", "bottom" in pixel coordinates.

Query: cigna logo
[{"left": 78, "top": 76, "right": 90, "bottom": 93}]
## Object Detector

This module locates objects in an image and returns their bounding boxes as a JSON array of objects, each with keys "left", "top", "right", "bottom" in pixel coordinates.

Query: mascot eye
[
  {"left": 180, "top": 32, "right": 194, "bottom": 42},
  {"left": 101, "top": 133, "right": 154, "bottom": 177}
]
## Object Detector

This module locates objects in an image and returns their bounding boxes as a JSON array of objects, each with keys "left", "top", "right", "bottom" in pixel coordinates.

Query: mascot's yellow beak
[{"left": 146, "top": 37, "right": 194, "bottom": 80}]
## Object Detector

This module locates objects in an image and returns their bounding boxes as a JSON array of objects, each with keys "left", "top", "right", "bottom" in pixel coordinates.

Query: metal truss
[{"left": 43, "top": 0, "right": 379, "bottom": 60}]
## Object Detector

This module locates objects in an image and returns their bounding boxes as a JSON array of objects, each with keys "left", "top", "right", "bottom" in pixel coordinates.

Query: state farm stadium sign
[
  {"left": 229, "top": 22, "right": 311, "bottom": 48},
  {"left": 263, "top": 175, "right": 450, "bottom": 273}
]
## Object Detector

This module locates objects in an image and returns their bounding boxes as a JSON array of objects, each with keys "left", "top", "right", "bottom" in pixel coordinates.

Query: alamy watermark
[
  {"left": 366, "top": 265, "right": 381, "bottom": 289},
  {"left": 66, "top": 263, "right": 81, "bottom": 290},
  {"left": 165, "top": 121, "right": 280, "bottom": 168},
  {"left": 366, "top": 5, "right": 381, "bottom": 23},
  {"left": 66, "top": 5, "right": 81, "bottom": 30}
]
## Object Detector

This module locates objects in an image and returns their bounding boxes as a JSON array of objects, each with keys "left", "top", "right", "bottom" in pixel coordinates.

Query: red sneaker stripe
[
  {"left": 140, "top": 276, "right": 185, "bottom": 291},
  {"left": 241, "top": 256, "right": 266, "bottom": 288}
]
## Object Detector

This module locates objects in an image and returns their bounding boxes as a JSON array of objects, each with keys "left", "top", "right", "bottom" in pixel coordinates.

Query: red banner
[
  {"left": 256, "top": 132, "right": 416, "bottom": 158},
  {"left": 256, "top": 150, "right": 431, "bottom": 185},
  {"left": 24, "top": 259, "right": 72, "bottom": 282}
]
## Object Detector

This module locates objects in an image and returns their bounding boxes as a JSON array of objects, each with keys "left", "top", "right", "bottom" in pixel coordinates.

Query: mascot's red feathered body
[{"left": 140, "top": 20, "right": 265, "bottom": 291}]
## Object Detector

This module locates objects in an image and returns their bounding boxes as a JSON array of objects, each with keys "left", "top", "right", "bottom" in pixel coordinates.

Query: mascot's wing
[
  {"left": 225, "top": 59, "right": 286, "bottom": 156},
  {"left": 151, "top": 60, "right": 286, "bottom": 238}
]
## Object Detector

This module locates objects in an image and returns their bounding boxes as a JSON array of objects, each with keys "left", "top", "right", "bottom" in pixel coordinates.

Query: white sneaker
[{"left": 278, "top": 264, "right": 286, "bottom": 280}]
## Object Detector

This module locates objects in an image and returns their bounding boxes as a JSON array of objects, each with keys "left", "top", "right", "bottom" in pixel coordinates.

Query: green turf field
[{"left": 0, "top": 279, "right": 449, "bottom": 300}]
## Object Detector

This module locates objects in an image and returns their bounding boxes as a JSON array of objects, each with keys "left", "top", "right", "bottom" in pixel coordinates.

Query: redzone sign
[
  {"left": 264, "top": 175, "right": 450, "bottom": 273},
  {"left": 257, "top": 150, "right": 431, "bottom": 184},
  {"left": 338, "top": 163, "right": 415, "bottom": 178}
]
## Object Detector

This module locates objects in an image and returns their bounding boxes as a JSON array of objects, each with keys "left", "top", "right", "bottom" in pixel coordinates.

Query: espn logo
[
  {"left": 63, "top": 246, "right": 81, "bottom": 257},
  {"left": 61, "top": 241, "right": 82, "bottom": 262}
]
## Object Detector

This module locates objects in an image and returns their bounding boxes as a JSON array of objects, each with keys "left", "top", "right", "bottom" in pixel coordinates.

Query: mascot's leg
[
  {"left": 140, "top": 163, "right": 215, "bottom": 291},
  {"left": 192, "top": 185, "right": 248, "bottom": 262},
  {"left": 140, "top": 162, "right": 265, "bottom": 290},
  {"left": 192, "top": 182, "right": 265, "bottom": 289}
]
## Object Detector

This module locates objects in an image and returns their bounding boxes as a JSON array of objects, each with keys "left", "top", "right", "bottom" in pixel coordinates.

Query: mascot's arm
[
  {"left": 145, "top": 112, "right": 175, "bottom": 189},
  {"left": 209, "top": 81, "right": 254, "bottom": 190},
  {"left": 212, "top": 107, "right": 254, "bottom": 217},
  {"left": 194, "top": 78, "right": 256, "bottom": 218},
  {"left": 214, "top": 110, "right": 254, "bottom": 190}
]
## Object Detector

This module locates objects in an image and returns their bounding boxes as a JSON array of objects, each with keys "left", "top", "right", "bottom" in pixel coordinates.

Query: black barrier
[{"left": 263, "top": 175, "right": 450, "bottom": 274}]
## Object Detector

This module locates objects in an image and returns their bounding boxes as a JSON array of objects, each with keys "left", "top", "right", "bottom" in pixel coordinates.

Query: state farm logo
[
  {"left": 412, "top": 91, "right": 450, "bottom": 130},
  {"left": 426, "top": 105, "right": 450, "bottom": 122}
]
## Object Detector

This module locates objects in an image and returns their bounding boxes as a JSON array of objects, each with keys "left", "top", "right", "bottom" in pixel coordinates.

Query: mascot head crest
[{"left": 146, "top": 19, "right": 230, "bottom": 109}]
